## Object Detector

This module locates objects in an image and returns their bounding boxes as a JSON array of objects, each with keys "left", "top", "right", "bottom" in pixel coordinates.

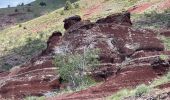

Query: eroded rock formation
[{"left": 0, "top": 11, "right": 170, "bottom": 99}]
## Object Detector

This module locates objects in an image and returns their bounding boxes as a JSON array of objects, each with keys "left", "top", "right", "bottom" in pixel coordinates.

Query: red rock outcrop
[
  {"left": 63, "top": 15, "right": 82, "bottom": 30},
  {"left": 160, "top": 30, "right": 170, "bottom": 37},
  {"left": 0, "top": 12, "right": 170, "bottom": 99},
  {"left": 96, "top": 11, "right": 132, "bottom": 26}
]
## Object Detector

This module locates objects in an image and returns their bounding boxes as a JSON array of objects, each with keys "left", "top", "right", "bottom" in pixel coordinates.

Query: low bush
[
  {"left": 109, "top": 89, "right": 132, "bottom": 100},
  {"left": 39, "top": 2, "right": 47, "bottom": 6},
  {"left": 54, "top": 49, "right": 99, "bottom": 88},
  {"left": 74, "top": 3, "right": 80, "bottom": 9},
  {"left": 64, "top": 1, "right": 73, "bottom": 10},
  {"left": 60, "top": 10, "right": 65, "bottom": 15},
  {"left": 135, "top": 84, "right": 149, "bottom": 97},
  {"left": 19, "top": 24, "right": 22, "bottom": 27},
  {"left": 25, "top": 96, "right": 45, "bottom": 100},
  {"left": 159, "top": 54, "right": 169, "bottom": 61},
  {"left": 167, "top": 72, "right": 170, "bottom": 79},
  {"left": 1, "top": 63, "right": 13, "bottom": 71},
  {"left": 23, "top": 26, "right": 27, "bottom": 30}
]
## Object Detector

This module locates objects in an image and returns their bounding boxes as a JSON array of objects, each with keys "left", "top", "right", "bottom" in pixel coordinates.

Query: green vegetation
[
  {"left": 133, "top": 10, "right": 170, "bottom": 29},
  {"left": 108, "top": 89, "right": 134, "bottom": 100},
  {"left": 0, "top": 0, "right": 77, "bottom": 23},
  {"left": 54, "top": 49, "right": 99, "bottom": 88},
  {"left": 108, "top": 85, "right": 150, "bottom": 100},
  {"left": 159, "top": 54, "right": 169, "bottom": 61},
  {"left": 36, "top": 49, "right": 101, "bottom": 99},
  {"left": 162, "top": 37, "right": 170, "bottom": 50},
  {"left": 108, "top": 71, "right": 170, "bottom": 100},
  {"left": 25, "top": 96, "right": 46, "bottom": 100},
  {"left": 64, "top": 1, "right": 73, "bottom": 10},
  {"left": 135, "top": 84, "right": 149, "bottom": 97},
  {"left": 74, "top": 2, "right": 80, "bottom": 9},
  {"left": 150, "top": 72, "right": 170, "bottom": 87}
]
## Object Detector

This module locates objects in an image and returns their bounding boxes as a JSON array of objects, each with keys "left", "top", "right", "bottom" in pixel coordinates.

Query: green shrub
[
  {"left": 60, "top": 10, "right": 65, "bottom": 15},
  {"left": 159, "top": 54, "right": 169, "bottom": 61},
  {"left": 23, "top": 26, "right": 27, "bottom": 30},
  {"left": 109, "top": 89, "right": 131, "bottom": 100},
  {"left": 135, "top": 84, "right": 149, "bottom": 97},
  {"left": 167, "top": 72, "right": 170, "bottom": 80},
  {"left": 39, "top": 2, "right": 46, "bottom": 6},
  {"left": 25, "top": 96, "right": 46, "bottom": 100},
  {"left": 74, "top": 3, "right": 80, "bottom": 9},
  {"left": 1, "top": 63, "right": 13, "bottom": 71},
  {"left": 54, "top": 49, "right": 99, "bottom": 88},
  {"left": 19, "top": 24, "right": 22, "bottom": 27},
  {"left": 64, "top": 1, "right": 73, "bottom": 10}
]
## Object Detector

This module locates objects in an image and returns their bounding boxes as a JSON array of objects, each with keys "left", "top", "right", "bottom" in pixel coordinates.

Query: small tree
[
  {"left": 21, "top": 3, "right": 24, "bottom": 6},
  {"left": 54, "top": 49, "right": 99, "bottom": 88},
  {"left": 64, "top": 0, "right": 73, "bottom": 10},
  {"left": 39, "top": 2, "right": 47, "bottom": 6}
]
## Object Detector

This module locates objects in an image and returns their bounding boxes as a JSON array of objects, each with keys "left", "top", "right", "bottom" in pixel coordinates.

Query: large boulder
[
  {"left": 58, "top": 21, "right": 164, "bottom": 63},
  {"left": 96, "top": 11, "right": 132, "bottom": 26},
  {"left": 63, "top": 15, "right": 81, "bottom": 30},
  {"left": 41, "top": 31, "right": 62, "bottom": 56}
]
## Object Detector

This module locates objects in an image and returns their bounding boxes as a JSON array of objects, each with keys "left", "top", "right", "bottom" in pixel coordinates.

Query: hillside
[
  {"left": 0, "top": 0, "right": 77, "bottom": 30},
  {"left": 0, "top": 0, "right": 170, "bottom": 99},
  {"left": 0, "top": 0, "right": 137, "bottom": 71}
]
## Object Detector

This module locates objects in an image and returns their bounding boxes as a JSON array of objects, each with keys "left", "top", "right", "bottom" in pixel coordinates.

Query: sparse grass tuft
[
  {"left": 108, "top": 70, "right": 170, "bottom": 100},
  {"left": 74, "top": 2, "right": 80, "bottom": 9},
  {"left": 109, "top": 89, "right": 134, "bottom": 100},
  {"left": 161, "top": 37, "right": 170, "bottom": 50},
  {"left": 159, "top": 54, "right": 169, "bottom": 61},
  {"left": 167, "top": 72, "right": 170, "bottom": 79},
  {"left": 135, "top": 84, "right": 149, "bottom": 97},
  {"left": 25, "top": 96, "right": 46, "bottom": 100}
]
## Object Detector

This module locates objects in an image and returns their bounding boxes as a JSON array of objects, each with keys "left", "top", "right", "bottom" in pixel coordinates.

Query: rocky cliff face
[{"left": 0, "top": 12, "right": 170, "bottom": 99}]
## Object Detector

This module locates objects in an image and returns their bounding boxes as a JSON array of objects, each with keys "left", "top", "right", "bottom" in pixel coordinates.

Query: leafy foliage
[
  {"left": 159, "top": 54, "right": 169, "bottom": 61},
  {"left": 25, "top": 96, "right": 46, "bottom": 100},
  {"left": 39, "top": 2, "right": 47, "bottom": 6},
  {"left": 74, "top": 3, "right": 80, "bottom": 9},
  {"left": 64, "top": 1, "right": 73, "bottom": 10},
  {"left": 109, "top": 89, "right": 133, "bottom": 100},
  {"left": 135, "top": 84, "right": 149, "bottom": 97},
  {"left": 54, "top": 49, "right": 99, "bottom": 88}
]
